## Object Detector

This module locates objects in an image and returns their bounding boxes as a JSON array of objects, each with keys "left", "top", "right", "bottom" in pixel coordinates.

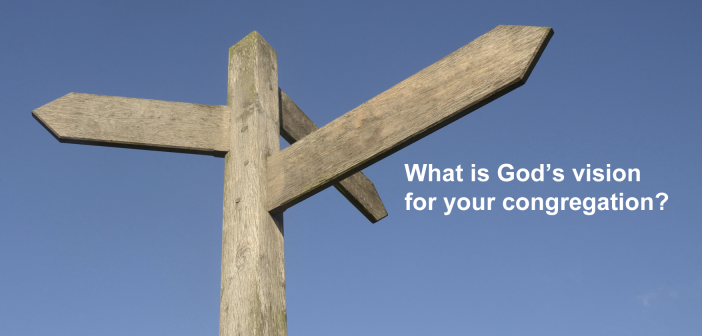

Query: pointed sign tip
[
  {"left": 32, "top": 107, "right": 64, "bottom": 143},
  {"left": 32, "top": 93, "right": 76, "bottom": 141},
  {"left": 516, "top": 26, "right": 554, "bottom": 85},
  {"left": 31, "top": 93, "right": 231, "bottom": 156},
  {"left": 266, "top": 25, "right": 555, "bottom": 212}
]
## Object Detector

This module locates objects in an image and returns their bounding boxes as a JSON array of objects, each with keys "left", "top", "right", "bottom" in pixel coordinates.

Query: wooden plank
[
  {"left": 32, "top": 89, "right": 388, "bottom": 222},
  {"left": 279, "top": 90, "right": 319, "bottom": 143},
  {"left": 279, "top": 89, "right": 387, "bottom": 223},
  {"left": 332, "top": 173, "right": 386, "bottom": 223},
  {"left": 220, "top": 32, "right": 287, "bottom": 336},
  {"left": 267, "top": 25, "right": 553, "bottom": 214},
  {"left": 32, "top": 93, "right": 229, "bottom": 156}
]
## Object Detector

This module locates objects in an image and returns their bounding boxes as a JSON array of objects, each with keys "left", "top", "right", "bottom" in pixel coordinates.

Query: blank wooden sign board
[{"left": 33, "top": 25, "right": 553, "bottom": 336}]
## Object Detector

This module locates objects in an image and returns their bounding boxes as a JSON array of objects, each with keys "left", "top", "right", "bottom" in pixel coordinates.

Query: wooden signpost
[{"left": 33, "top": 25, "right": 552, "bottom": 336}]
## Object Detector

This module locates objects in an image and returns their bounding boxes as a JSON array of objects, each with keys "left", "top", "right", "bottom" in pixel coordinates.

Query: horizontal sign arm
[
  {"left": 33, "top": 89, "right": 388, "bottom": 221},
  {"left": 33, "top": 93, "right": 230, "bottom": 156}
]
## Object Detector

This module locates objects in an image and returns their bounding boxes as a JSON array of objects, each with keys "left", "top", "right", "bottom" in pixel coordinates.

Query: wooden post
[
  {"left": 31, "top": 25, "right": 553, "bottom": 334},
  {"left": 221, "top": 32, "right": 287, "bottom": 336},
  {"left": 31, "top": 90, "right": 388, "bottom": 222}
]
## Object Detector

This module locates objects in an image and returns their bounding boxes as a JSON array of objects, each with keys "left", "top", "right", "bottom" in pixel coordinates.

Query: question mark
[{"left": 656, "top": 192, "right": 668, "bottom": 210}]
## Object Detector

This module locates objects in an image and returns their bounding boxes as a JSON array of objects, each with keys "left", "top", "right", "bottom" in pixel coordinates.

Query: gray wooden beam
[
  {"left": 220, "top": 31, "right": 287, "bottom": 336},
  {"left": 33, "top": 90, "right": 388, "bottom": 222},
  {"left": 32, "top": 93, "right": 229, "bottom": 156},
  {"left": 280, "top": 89, "right": 387, "bottom": 223},
  {"left": 266, "top": 25, "right": 554, "bottom": 214}
]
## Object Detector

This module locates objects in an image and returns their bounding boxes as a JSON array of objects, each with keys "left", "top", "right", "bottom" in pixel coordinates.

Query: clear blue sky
[{"left": 1, "top": 1, "right": 701, "bottom": 335}]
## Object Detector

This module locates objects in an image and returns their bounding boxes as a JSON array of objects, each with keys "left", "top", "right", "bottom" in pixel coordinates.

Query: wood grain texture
[
  {"left": 279, "top": 89, "right": 387, "bottom": 223},
  {"left": 279, "top": 90, "right": 318, "bottom": 144},
  {"left": 267, "top": 25, "right": 553, "bottom": 214},
  {"left": 332, "top": 173, "right": 386, "bottom": 223},
  {"left": 220, "top": 32, "right": 287, "bottom": 336},
  {"left": 32, "top": 93, "right": 229, "bottom": 156},
  {"left": 31, "top": 89, "right": 388, "bottom": 222}
]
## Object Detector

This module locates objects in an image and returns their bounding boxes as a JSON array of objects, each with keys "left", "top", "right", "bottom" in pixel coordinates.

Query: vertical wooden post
[{"left": 221, "top": 32, "right": 286, "bottom": 336}]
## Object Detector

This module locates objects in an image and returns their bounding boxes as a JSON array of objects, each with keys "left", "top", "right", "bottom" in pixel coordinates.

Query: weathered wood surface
[
  {"left": 279, "top": 90, "right": 318, "bottom": 143},
  {"left": 279, "top": 89, "right": 387, "bottom": 223},
  {"left": 32, "top": 89, "right": 388, "bottom": 222},
  {"left": 267, "top": 25, "right": 553, "bottom": 214},
  {"left": 32, "top": 93, "right": 229, "bottom": 156},
  {"left": 220, "top": 32, "right": 287, "bottom": 336}
]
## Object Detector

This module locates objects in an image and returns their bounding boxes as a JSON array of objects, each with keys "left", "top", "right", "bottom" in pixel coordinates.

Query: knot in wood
[{"left": 235, "top": 246, "right": 251, "bottom": 270}]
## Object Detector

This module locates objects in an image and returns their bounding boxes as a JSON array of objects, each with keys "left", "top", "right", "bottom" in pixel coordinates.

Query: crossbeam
[
  {"left": 33, "top": 93, "right": 229, "bottom": 155},
  {"left": 32, "top": 25, "right": 553, "bottom": 336},
  {"left": 279, "top": 90, "right": 387, "bottom": 222},
  {"left": 266, "top": 25, "right": 553, "bottom": 214},
  {"left": 33, "top": 90, "right": 387, "bottom": 222}
]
